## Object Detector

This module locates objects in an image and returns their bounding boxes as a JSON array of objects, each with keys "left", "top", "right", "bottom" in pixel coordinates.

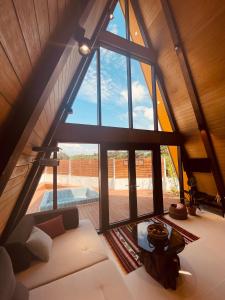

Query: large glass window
[
  {"left": 27, "top": 144, "right": 100, "bottom": 230},
  {"left": 66, "top": 53, "right": 97, "bottom": 125},
  {"left": 100, "top": 48, "right": 129, "bottom": 128},
  {"left": 131, "top": 59, "right": 154, "bottom": 130},
  {"left": 27, "top": 167, "right": 53, "bottom": 214}
]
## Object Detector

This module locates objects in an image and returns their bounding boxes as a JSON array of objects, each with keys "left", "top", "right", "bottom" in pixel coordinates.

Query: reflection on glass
[
  {"left": 160, "top": 146, "right": 180, "bottom": 211},
  {"left": 66, "top": 53, "right": 97, "bottom": 125},
  {"left": 106, "top": 1, "right": 126, "bottom": 39},
  {"left": 27, "top": 167, "right": 53, "bottom": 214},
  {"left": 135, "top": 151, "right": 153, "bottom": 216},
  {"left": 131, "top": 59, "right": 154, "bottom": 130},
  {"left": 100, "top": 48, "right": 129, "bottom": 128},
  {"left": 107, "top": 151, "right": 129, "bottom": 223}
]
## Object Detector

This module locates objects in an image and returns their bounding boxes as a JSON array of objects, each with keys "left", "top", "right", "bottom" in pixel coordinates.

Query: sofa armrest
[{"left": 31, "top": 207, "right": 79, "bottom": 230}]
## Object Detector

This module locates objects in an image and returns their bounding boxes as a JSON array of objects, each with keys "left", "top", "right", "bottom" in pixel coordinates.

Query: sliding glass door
[
  {"left": 107, "top": 150, "right": 130, "bottom": 223},
  {"left": 135, "top": 150, "right": 153, "bottom": 217},
  {"left": 101, "top": 144, "right": 157, "bottom": 228}
]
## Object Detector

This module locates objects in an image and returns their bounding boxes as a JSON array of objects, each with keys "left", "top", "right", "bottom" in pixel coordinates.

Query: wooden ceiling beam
[
  {"left": 98, "top": 31, "right": 156, "bottom": 64},
  {"left": 55, "top": 123, "right": 183, "bottom": 145},
  {"left": 161, "top": 0, "right": 225, "bottom": 208},
  {"left": 0, "top": 0, "right": 92, "bottom": 197}
]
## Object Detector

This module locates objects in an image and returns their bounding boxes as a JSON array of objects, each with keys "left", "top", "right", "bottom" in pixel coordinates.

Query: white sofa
[
  {"left": 16, "top": 219, "right": 108, "bottom": 289},
  {"left": 4, "top": 208, "right": 133, "bottom": 300}
]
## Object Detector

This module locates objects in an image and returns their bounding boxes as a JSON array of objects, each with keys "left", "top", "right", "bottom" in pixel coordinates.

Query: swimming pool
[{"left": 39, "top": 187, "right": 99, "bottom": 211}]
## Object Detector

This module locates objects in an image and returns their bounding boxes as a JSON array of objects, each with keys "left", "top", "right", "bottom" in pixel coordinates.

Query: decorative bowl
[{"left": 147, "top": 222, "right": 169, "bottom": 247}]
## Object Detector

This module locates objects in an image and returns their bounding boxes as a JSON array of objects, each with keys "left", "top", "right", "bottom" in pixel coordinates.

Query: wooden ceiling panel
[
  {"left": 0, "top": 0, "right": 32, "bottom": 83},
  {"left": 57, "top": 0, "right": 67, "bottom": 19},
  {"left": 33, "top": 0, "right": 50, "bottom": 49},
  {"left": 47, "top": 0, "right": 58, "bottom": 34},
  {"left": 13, "top": 0, "right": 41, "bottom": 66},
  {"left": 184, "top": 132, "right": 206, "bottom": 158},
  {"left": 168, "top": 0, "right": 225, "bottom": 193},
  {"left": 82, "top": 0, "right": 107, "bottom": 38},
  {"left": 0, "top": 175, "right": 28, "bottom": 233},
  {"left": 0, "top": 44, "right": 22, "bottom": 105},
  {"left": 0, "top": 94, "right": 11, "bottom": 132},
  {"left": 139, "top": 0, "right": 220, "bottom": 195},
  {"left": 139, "top": 0, "right": 200, "bottom": 135},
  {"left": 193, "top": 172, "right": 217, "bottom": 196}
]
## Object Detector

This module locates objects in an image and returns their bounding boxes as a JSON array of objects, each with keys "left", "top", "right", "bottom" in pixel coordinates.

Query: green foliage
[{"left": 161, "top": 146, "right": 177, "bottom": 178}]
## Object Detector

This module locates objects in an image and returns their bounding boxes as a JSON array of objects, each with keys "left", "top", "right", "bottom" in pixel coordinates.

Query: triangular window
[
  {"left": 107, "top": 1, "right": 126, "bottom": 39},
  {"left": 106, "top": 0, "right": 145, "bottom": 47}
]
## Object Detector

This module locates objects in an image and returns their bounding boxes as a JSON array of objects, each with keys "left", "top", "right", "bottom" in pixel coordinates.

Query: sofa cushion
[
  {"left": 33, "top": 207, "right": 79, "bottom": 230},
  {"left": 0, "top": 247, "right": 16, "bottom": 300},
  {"left": 36, "top": 215, "right": 65, "bottom": 238},
  {"left": 7, "top": 215, "right": 35, "bottom": 244},
  {"left": 12, "top": 282, "right": 29, "bottom": 300},
  {"left": 4, "top": 243, "right": 32, "bottom": 273},
  {"left": 0, "top": 247, "right": 29, "bottom": 300},
  {"left": 30, "top": 260, "right": 133, "bottom": 300},
  {"left": 26, "top": 227, "right": 52, "bottom": 262},
  {"left": 16, "top": 219, "right": 108, "bottom": 290}
]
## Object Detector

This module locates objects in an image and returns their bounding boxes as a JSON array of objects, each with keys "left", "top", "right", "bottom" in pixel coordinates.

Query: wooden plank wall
[
  {"left": 0, "top": 0, "right": 107, "bottom": 233},
  {"left": 139, "top": 0, "right": 225, "bottom": 195},
  {"left": 169, "top": 0, "right": 225, "bottom": 195},
  {"left": 0, "top": 0, "right": 70, "bottom": 232}
]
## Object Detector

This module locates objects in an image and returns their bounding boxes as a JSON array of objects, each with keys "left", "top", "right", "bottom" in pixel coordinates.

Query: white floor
[{"left": 101, "top": 210, "right": 225, "bottom": 300}]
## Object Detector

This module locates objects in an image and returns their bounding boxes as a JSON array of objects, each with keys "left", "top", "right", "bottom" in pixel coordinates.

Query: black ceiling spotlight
[{"left": 74, "top": 26, "right": 91, "bottom": 56}]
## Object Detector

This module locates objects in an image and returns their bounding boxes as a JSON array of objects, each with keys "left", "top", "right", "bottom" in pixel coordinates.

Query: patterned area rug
[{"left": 104, "top": 215, "right": 199, "bottom": 273}]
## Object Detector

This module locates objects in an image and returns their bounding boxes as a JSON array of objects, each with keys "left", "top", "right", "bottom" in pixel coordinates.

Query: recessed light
[
  {"left": 134, "top": 31, "right": 138, "bottom": 36},
  {"left": 109, "top": 13, "right": 114, "bottom": 20},
  {"left": 157, "top": 101, "right": 160, "bottom": 104}
]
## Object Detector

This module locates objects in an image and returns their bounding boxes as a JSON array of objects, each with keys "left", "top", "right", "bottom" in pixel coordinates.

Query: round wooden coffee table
[{"left": 133, "top": 220, "right": 185, "bottom": 290}]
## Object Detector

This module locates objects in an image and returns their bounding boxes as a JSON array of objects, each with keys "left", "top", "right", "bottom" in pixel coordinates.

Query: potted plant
[{"left": 184, "top": 177, "right": 199, "bottom": 215}]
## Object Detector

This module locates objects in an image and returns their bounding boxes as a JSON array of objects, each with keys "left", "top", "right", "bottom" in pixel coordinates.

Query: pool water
[{"left": 40, "top": 187, "right": 99, "bottom": 211}]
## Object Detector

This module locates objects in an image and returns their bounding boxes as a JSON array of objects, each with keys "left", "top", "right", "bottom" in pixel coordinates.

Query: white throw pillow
[{"left": 26, "top": 226, "right": 52, "bottom": 262}]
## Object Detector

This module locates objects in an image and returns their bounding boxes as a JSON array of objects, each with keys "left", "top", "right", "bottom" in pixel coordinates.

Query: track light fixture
[
  {"left": 74, "top": 26, "right": 91, "bottom": 56},
  {"left": 79, "top": 38, "right": 91, "bottom": 56}
]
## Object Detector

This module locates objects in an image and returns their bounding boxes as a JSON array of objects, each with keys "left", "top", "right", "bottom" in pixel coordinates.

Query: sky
[
  {"left": 58, "top": 143, "right": 98, "bottom": 157},
  {"left": 65, "top": 3, "right": 154, "bottom": 155}
]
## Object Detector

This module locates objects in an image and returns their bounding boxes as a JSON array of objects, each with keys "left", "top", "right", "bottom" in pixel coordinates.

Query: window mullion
[
  {"left": 127, "top": 56, "right": 133, "bottom": 129},
  {"left": 97, "top": 48, "right": 102, "bottom": 126},
  {"left": 151, "top": 65, "right": 158, "bottom": 130},
  {"left": 125, "top": 0, "right": 130, "bottom": 41}
]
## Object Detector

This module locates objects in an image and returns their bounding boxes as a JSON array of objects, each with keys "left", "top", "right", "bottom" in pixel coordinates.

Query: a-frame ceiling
[{"left": 0, "top": 0, "right": 225, "bottom": 236}]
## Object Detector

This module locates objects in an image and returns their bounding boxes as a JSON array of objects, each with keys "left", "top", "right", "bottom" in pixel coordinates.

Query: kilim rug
[{"left": 103, "top": 215, "right": 199, "bottom": 273}]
